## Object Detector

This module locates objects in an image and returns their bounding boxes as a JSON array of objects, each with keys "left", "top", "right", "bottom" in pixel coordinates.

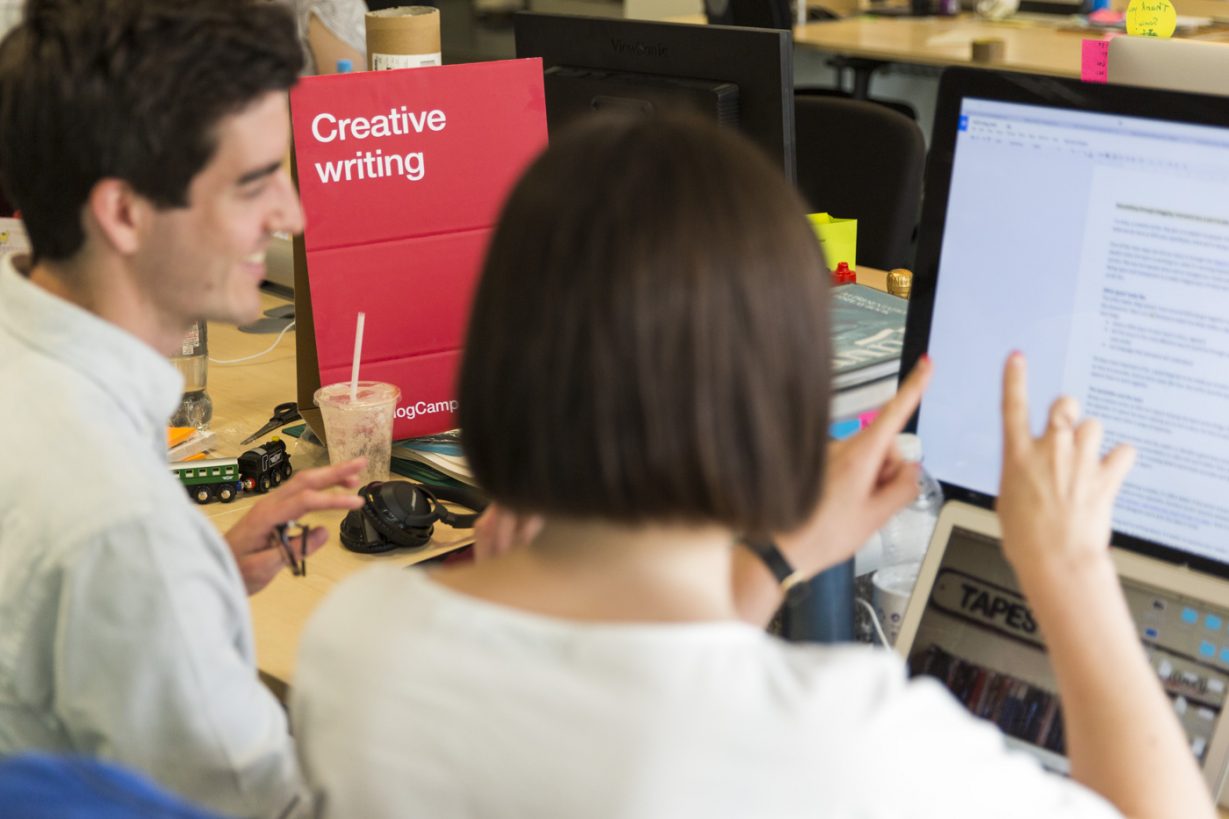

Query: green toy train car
[{"left": 171, "top": 438, "right": 293, "bottom": 504}]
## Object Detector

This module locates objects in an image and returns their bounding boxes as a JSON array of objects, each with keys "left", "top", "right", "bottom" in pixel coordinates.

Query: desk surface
[
  {"left": 201, "top": 296, "right": 471, "bottom": 692},
  {"left": 795, "top": 15, "right": 1101, "bottom": 77},
  {"left": 676, "top": 10, "right": 1229, "bottom": 78}
]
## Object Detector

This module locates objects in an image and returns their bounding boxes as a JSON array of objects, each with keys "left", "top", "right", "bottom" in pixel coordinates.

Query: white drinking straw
[{"left": 349, "top": 311, "right": 366, "bottom": 402}]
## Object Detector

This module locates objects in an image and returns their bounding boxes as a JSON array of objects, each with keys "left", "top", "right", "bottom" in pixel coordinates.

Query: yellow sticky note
[
  {"left": 808, "top": 212, "right": 857, "bottom": 271},
  {"left": 1126, "top": 0, "right": 1176, "bottom": 38}
]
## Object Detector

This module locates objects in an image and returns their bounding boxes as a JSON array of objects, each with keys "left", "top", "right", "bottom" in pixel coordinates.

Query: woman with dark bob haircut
[{"left": 293, "top": 114, "right": 1212, "bottom": 819}]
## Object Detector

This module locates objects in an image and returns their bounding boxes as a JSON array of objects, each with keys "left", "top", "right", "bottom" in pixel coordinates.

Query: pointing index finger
[
  {"left": 867, "top": 355, "right": 933, "bottom": 444},
  {"left": 1002, "top": 352, "right": 1031, "bottom": 456}
]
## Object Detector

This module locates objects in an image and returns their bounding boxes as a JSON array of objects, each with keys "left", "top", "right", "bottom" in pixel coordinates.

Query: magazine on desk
[{"left": 391, "top": 430, "right": 475, "bottom": 486}]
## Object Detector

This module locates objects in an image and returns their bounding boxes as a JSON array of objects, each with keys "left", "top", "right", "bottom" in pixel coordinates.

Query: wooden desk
[
  {"left": 675, "top": 10, "right": 1229, "bottom": 81},
  {"left": 794, "top": 15, "right": 1102, "bottom": 77},
  {"left": 200, "top": 294, "right": 471, "bottom": 693}
]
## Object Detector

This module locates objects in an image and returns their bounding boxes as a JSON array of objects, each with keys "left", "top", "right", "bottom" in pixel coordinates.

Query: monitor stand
[{"left": 240, "top": 302, "right": 295, "bottom": 335}]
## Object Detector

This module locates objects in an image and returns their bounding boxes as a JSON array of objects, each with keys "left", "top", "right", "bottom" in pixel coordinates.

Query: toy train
[{"left": 171, "top": 438, "right": 293, "bottom": 504}]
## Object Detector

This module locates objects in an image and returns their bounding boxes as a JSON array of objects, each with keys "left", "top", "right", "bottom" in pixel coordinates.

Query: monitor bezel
[{"left": 902, "top": 67, "right": 1229, "bottom": 580}]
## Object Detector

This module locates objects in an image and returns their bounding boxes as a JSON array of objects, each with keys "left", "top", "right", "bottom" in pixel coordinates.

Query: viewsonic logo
[{"left": 610, "top": 38, "right": 667, "bottom": 58}]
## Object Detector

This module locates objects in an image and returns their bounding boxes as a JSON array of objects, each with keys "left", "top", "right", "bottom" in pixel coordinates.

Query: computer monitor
[
  {"left": 956, "top": 0, "right": 1088, "bottom": 14},
  {"left": 903, "top": 67, "right": 1229, "bottom": 578},
  {"left": 1109, "top": 36, "right": 1229, "bottom": 97},
  {"left": 704, "top": 0, "right": 793, "bottom": 29},
  {"left": 513, "top": 13, "right": 796, "bottom": 182},
  {"left": 1016, "top": 0, "right": 1091, "bottom": 15}
]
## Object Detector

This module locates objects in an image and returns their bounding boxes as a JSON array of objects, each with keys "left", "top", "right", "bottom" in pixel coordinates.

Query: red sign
[{"left": 290, "top": 59, "right": 547, "bottom": 438}]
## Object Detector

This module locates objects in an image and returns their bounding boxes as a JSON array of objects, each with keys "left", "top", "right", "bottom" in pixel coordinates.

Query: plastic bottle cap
[
  {"left": 896, "top": 432, "right": 922, "bottom": 463},
  {"left": 336, "top": 59, "right": 354, "bottom": 73}
]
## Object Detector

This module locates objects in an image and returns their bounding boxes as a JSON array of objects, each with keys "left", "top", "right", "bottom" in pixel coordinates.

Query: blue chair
[{"left": 0, "top": 754, "right": 224, "bottom": 818}]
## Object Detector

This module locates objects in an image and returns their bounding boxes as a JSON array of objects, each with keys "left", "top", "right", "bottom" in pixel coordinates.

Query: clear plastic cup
[
  {"left": 313, "top": 381, "right": 400, "bottom": 486},
  {"left": 872, "top": 562, "right": 921, "bottom": 646}
]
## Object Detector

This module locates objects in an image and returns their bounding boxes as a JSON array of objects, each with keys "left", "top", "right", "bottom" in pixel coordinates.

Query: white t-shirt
[
  {"left": 293, "top": 566, "right": 1120, "bottom": 819},
  {"left": 289, "top": 0, "right": 366, "bottom": 74}
]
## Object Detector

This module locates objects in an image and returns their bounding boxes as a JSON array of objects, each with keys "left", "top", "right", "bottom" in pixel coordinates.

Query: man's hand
[
  {"left": 996, "top": 352, "right": 1134, "bottom": 582},
  {"left": 225, "top": 458, "right": 366, "bottom": 595},
  {"left": 777, "top": 356, "right": 933, "bottom": 577}
]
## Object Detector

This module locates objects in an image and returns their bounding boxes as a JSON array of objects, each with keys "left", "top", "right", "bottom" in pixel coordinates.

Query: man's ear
[{"left": 84, "top": 178, "right": 148, "bottom": 256}]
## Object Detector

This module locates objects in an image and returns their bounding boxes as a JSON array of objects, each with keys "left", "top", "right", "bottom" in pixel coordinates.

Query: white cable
[
  {"left": 209, "top": 320, "right": 295, "bottom": 365},
  {"left": 855, "top": 597, "right": 892, "bottom": 648}
]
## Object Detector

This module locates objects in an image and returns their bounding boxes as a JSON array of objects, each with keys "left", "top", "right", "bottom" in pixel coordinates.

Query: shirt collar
[{"left": 0, "top": 254, "right": 184, "bottom": 441}]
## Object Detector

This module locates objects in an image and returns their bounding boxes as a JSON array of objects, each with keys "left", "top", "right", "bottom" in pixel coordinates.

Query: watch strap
[{"left": 743, "top": 536, "right": 808, "bottom": 600}]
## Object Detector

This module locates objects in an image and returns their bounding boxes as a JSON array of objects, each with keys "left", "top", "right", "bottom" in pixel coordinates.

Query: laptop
[
  {"left": 894, "top": 67, "right": 1229, "bottom": 806},
  {"left": 1108, "top": 36, "right": 1229, "bottom": 97},
  {"left": 896, "top": 502, "right": 1229, "bottom": 801}
]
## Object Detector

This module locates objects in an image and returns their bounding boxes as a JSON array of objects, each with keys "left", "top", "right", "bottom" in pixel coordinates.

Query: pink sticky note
[{"left": 1081, "top": 38, "right": 1110, "bottom": 83}]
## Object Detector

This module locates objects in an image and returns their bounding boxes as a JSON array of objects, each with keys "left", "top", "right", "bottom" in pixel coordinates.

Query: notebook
[{"left": 895, "top": 67, "right": 1229, "bottom": 806}]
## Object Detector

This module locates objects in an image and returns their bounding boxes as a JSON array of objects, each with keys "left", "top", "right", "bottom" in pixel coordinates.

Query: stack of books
[{"left": 829, "top": 284, "right": 907, "bottom": 434}]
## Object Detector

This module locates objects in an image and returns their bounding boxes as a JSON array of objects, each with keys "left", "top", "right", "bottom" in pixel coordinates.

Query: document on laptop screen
[{"left": 918, "top": 98, "right": 1229, "bottom": 567}]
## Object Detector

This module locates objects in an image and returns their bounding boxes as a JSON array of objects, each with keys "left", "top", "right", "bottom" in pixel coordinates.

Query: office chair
[
  {"left": 705, "top": 0, "right": 915, "bottom": 118},
  {"left": 794, "top": 94, "right": 925, "bottom": 270},
  {"left": 707, "top": 0, "right": 844, "bottom": 27},
  {"left": 705, "top": 0, "right": 790, "bottom": 27}
]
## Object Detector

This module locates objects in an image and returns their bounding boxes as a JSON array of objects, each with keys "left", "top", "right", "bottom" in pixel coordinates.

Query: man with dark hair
[{"left": 0, "top": 1, "right": 364, "bottom": 815}]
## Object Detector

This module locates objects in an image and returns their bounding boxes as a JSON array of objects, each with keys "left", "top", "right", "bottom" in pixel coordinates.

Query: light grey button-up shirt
[{"left": 0, "top": 257, "right": 305, "bottom": 817}]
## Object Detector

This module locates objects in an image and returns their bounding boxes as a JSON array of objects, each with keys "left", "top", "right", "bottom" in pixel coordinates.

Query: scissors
[
  {"left": 240, "top": 401, "right": 301, "bottom": 446},
  {"left": 272, "top": 520, "right": 308, "bottom": 577}
]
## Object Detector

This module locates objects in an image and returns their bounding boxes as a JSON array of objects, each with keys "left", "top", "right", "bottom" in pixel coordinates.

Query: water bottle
[
  {"left": 169, "top": 321, "right": 213, "bottom": 430},
  {"left": 879, "top": 433, "right": 943, "bottom": 567}
]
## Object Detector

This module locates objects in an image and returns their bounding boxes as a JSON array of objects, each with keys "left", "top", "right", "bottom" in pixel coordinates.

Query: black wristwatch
[{"left": 742, "top": 536, "right": 809, "bottom": 602}]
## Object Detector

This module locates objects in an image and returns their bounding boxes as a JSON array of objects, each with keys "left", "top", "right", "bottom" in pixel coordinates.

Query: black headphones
[{"left": 339, "top": 480, "right": 488, "bottom": 554}]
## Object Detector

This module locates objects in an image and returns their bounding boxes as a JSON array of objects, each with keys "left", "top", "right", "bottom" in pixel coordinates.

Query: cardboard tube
[
  {"left": 366, "top": 6, "right": 442, "bottom": 71},
  {"left": 971, "top": 37, "right": 1006, "bottom": 63}
]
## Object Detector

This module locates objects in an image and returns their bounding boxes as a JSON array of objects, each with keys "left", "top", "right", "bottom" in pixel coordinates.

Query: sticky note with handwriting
[
  {"left": 1081, "top": 39, "right": 1109, "bottom": 83},
  {"left": 1126, "top": 0, "right": 1176, "bottom": 37}
]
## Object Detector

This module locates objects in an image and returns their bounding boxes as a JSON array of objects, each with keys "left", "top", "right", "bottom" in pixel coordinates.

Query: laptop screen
[{"left": 914, "top": 84, "right": 1229, "bottom": 571}]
